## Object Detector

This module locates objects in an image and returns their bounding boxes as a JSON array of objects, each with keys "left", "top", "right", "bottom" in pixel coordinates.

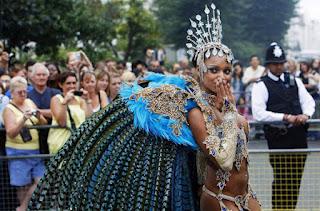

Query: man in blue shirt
[{"left": 28, "top": 63, "right": 60, "bottom": 154}]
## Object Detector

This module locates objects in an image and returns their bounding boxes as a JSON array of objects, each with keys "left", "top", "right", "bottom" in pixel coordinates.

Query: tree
[
  {"left": 155, "top": 0, "right": 299, "bottom": 63},
  {"left": 0, "top": 0, "right": 75, "bottom": 55},
  {"left": 0, "top": 0, "right": 160, "bottom": 63},
  {"left": 116, "top": 0, "right": 161, "bottom": 61}
]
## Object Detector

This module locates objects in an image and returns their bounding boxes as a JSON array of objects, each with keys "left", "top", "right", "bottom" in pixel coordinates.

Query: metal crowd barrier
[
  {"left": 0, "top": 121, "right": 320, "bottom": 210},
  {"left": 249, "top": 149, "right": 320, "bottom": 210}
]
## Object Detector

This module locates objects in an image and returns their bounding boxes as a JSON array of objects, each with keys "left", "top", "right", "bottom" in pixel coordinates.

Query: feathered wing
[{"left": 29, "top": 98, "right": 198, "bottom": 210}]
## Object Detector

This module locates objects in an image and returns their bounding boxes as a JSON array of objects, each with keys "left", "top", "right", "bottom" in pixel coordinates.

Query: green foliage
[
  {"left": 1, "top": 0, "right": 75, "bottom": 54},
  {"left": 0, "top": 0, "right": 160, "bottom": 63},
  {"left": 1, "top": 0, "right": 298, "bottom": 64},
  {"left": 155, "top": 0, "right": 299, "bottom": 63},
  {"left": 117, "top": 0, "right": 161, "bottom": 61}
]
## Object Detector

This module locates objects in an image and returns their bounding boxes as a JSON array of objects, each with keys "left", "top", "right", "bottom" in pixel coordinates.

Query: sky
[{"left": 298, "top": 0, "right": 320, "bottom": 21}]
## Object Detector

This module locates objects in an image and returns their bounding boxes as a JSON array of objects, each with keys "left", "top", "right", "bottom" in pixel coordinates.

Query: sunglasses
[{"left": 15, "top": 90, "right": 27, "bottom": 95}]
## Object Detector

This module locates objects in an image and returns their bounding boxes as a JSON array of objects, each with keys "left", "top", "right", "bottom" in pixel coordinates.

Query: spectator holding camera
[
  {"left": 2, "top": 76, "right": 47, "bottom": 211},
  {"left": 66, "top": 51, "right": 93, "bottom": 89},
  {"left": 47, "top": 71, "right": 91, "bottom": 154},
  {"left": 80, "top": 70, "right": 108, "bottom": 112}
]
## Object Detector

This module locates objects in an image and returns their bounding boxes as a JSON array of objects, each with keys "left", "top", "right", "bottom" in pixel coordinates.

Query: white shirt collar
[{"left": 268, "top": 71, "right": 285, "bottom": 82}]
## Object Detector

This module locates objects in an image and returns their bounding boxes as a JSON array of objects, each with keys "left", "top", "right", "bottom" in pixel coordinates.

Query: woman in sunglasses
[{"left": 3, "top": 76, "right": 47, "bottom": 211}]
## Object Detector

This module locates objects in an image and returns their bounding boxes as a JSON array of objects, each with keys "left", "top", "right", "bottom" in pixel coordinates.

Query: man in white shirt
[
  {"left": 242, "top": 55, "right": 265, "bottom": 115},
  {"left": 252, "top": 42, "right": 315, "bottom": 210}
]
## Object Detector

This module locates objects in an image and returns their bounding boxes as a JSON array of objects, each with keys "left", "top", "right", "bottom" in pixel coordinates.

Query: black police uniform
[
  {"left": 260, "top": 72, "right": 308, "bottom": 209},
  {"left": 252, "top": 42, "right": 314, "bottom": 210}
]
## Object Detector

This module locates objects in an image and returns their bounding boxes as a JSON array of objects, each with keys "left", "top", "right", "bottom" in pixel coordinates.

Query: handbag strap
[
  {"left": 9, "top": 102, "right": 35, "bottom": 125},
  {"left": 66, "top": 105, "right": 76, "bottom": 131},
  {"left": 60, "top": 94, "right": 76, "bottom": 131}
]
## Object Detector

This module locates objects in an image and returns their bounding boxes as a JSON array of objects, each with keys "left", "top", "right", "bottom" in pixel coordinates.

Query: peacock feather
[{"left": 29, "top": 98, "right": 198, "bottom": 210}]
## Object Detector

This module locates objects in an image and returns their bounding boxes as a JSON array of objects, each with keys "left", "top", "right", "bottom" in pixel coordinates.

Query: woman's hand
[
  {"left": 215, "top": 79, "right": 235, "bottom": 110},
  {"left": 23, "top": 110, "right": 34, "bottom": 120},
  {"left": 62, "top": 89, "right": 75, "bottom": 105},
  {"left": 80, "top": 88, "right": 89, "bottom": 101},
  {"left": 225, "top": 83, "right": 235, "bottom": 105},
  {"left": 33, "top": 109, "right": 41, "bottom": 120}
]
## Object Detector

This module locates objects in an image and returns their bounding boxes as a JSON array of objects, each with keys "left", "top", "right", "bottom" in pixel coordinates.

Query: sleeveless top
[
  {"left": 5, "top": 99, "right": 40, "bottom": 150},
  {"left": 47, "top": 95, "right": 86, "bottom": 154},
  {"left": 92, "top": 91, "right": 102, "bottom": 113}
]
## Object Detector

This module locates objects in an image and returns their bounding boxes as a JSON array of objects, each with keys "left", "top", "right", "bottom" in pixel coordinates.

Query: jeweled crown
[{"left": 186, "top": 3, "right": 234, "bottom": 67}]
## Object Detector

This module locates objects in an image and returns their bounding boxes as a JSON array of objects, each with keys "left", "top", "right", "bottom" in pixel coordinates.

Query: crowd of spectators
[
  {"left": 1, "top": 44, "right": 320, "bottom": 210},
  {"left": 229, "top": 55, "right": 320, "bottom": 119}
]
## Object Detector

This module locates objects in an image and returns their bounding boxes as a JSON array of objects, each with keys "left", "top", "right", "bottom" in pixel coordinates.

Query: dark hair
[
  {"left": 232, "top": 60, "right": 243, "bottom": 68},
  {"left": 190, "top": 49, "right": 233, "bottom": 68},
  {"left": 250, "top": 55, "right": 259, "bottom": 61},
  {"left": 46, "top": 62, "right": 61, "bottom": 74},
  {"left": 132, "top": 60, "right": 147, "bottom": 69},
  {"left": 58, "top": 71, "right": 77, "bottom": 84},
  {"left": 232, "top": 61, "right": 243, "bottom": 78},
  {"left": 300, "top": 61, "right": 311, "bottom": 72},
  {"left": 117, "top": 60, "right": 126, "bottom": 66},
  {"left": 0, "top": 81, "right": 5, "bottom": 94},
  {"left": 9, "top": 62, "right": 25, "bottom": 77},
  {"left": 25, "top": 60, "right": 36, "bottom": 71}
]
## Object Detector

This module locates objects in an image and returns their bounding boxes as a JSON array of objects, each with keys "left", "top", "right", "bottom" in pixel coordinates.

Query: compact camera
[
  {"left": 74, "top": 90, "right": 83, "bottom": 96},
  {"left": 31, "top": 109, "right": 38, "bottom": 116}
]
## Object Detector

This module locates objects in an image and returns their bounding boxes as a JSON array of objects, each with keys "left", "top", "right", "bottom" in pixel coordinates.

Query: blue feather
[{"left": 120, "top": 73, "right": 198, "bottom": 150}]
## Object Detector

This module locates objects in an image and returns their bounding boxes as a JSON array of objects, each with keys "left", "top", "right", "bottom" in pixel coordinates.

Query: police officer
[{"left": 251, "top": 42, "right": 315, "bottom": 210}]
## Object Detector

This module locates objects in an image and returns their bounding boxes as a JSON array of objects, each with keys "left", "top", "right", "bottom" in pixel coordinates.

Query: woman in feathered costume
[{"left": 29, "top": 3, "right": 260, "bottom": 211}]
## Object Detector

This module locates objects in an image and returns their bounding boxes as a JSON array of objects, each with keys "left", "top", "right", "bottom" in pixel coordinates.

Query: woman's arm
[
  {"left": 29, "top": 101, "right": 47, "bottom": 125},
  {"left": 3, "top": 107, "right": 29, "bottom": 138},
  {"left": 188, "top": 107, "right": 239, "bottom": 171},
  {"left": 188, "top": 108, "right": 220, "bottom": 167},
  {"left": 80, "top": 89, "right": 93, "bottom": 117},
  {"left": 38, "top": 109, "right": 52, "bottom": 119},
  {"left": 79, "top": 50, "right": 93, "bottom": 69},
  {"left": 50, "top": 96, "right": 68, "bottom": 127},
  {"left": 99, "top": 90, "right": 108, "bottom": 108},
  {"left": 80, "top": 98, "right": 93, "bottom": 118}
]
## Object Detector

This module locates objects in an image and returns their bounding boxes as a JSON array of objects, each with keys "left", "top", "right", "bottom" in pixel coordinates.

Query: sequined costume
[
  {"left": 186, "top": 76, "right": 259, "bottom": 211},
  {"left": 200, "top": 127, "right": 259, "bottom": 211}
]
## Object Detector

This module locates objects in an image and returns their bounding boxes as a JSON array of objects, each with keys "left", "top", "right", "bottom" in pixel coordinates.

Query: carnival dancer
[{"left": 30, "top": 3, "right": 260, "bottom": 211}]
